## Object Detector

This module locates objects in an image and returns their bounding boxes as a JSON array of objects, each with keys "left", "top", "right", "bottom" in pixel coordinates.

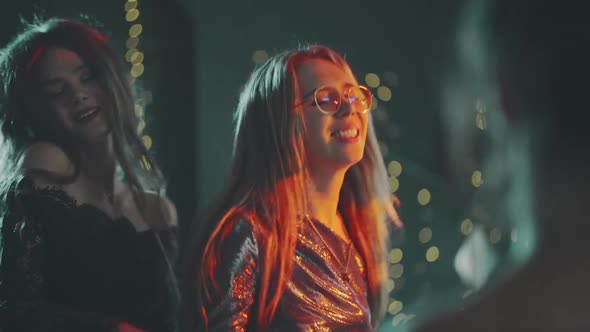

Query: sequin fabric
[{"left": 202, "top": 216, "right": 372, "bottom": 331}]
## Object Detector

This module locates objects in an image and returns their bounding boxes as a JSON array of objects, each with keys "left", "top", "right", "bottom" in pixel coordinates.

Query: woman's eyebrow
[{"left": 39, "top": 64, "right": 88, "bottom": 87}]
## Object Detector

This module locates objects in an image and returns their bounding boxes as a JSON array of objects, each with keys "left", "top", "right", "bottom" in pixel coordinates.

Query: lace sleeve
[
  {"left": 202, "top": 217, "right": 261, "bottom": 332},
  {"left": 0, "top": 179, "right": 120, "bottom": 332}
]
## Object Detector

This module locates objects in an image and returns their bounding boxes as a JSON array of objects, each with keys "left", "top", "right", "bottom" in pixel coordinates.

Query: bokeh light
[
  {"left": 365, "top": 73, "right": 380, "bottom": 88},
  {"left": 471, "top": 170, "right": 483, "bottom": 188},
  {"left": 490, "top": 228, "right": 502, "bottom": 244},
  {"left": 388, "top": 300, "right": 403, "bottom": 315},
  {"left": 389, "top": 248, "right": 403, "bottom": 264},
  {"left": 130, "top": 63, "right": 144, "bottom": 78},
  {"left": 142, "top": 135, "right": 152, "bottom": 150},
  {"left": 476, "top": 113, "right": 487, "bottom": 130},
  {"left": 131, "top": 51, "right": 144, "bottom": 64},
  {"left": 418, "top": 227, "right": 433, "bottom": 244},
  {"left": 126, "top": 36, "right": 139, "bottom": 49},
  {"left": 387, "top": 279, "right": 396, "bottom": 292},
  {"left": 390, "top": 264, "right": 404, "bottom": 279},
  {"left": 460, "top": 218, "right": 474, "bottom": 235},
  {"left": 125, "top": 48, "right": 138, "bottom": 62},
  {"left": 377, "top": 86, "right": 392, "bottom": 102},
  {"left": 126, "top": 9, "right": 140, "bottom": 22},
  {"left": 134, "top": 104, "right": 143, "bottom": 118},
  {"left": 425, "top": 246, "right": 440, "bottom": 262},
  {"left": 252, "top": 50, "right": 269, "bottom": 65},
  {"left": 124, "top": 1, "right": 138, "bottom": 11},
  {"left": 129, "top": 23, "right": 143, "bottom": 37},
  {"left": 389, "top": 176, "right": 400, "bottom": 193},
  {"left": 388, "top": 160, "right": 403, "bottom": 177},
  {"left": 417, "top": 188, "right": 431, "bottom": 206}
]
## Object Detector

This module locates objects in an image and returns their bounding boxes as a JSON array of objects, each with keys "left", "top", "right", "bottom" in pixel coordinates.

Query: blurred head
[
  {"left": 191, "top": 45, "right": 398, "bottom": 330},
  {"left": 0, "top": 18, "right": 132, "bottom": 148},
  {"left": 485, "top": 0, "right": 590, "bottom": 164},
  {"left": 451, "top": 0, "right": 590, "bottom": 252},
  {"left": 31, "top": 47, "right": 110, "bottom": 143},
  {"left": 0, "top": 18, "right": 164, "bottom": 203}
]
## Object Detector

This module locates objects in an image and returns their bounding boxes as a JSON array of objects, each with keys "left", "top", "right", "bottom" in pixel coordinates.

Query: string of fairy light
[{"left": 124, "top": 0, "right": 153, "bottom": 169}]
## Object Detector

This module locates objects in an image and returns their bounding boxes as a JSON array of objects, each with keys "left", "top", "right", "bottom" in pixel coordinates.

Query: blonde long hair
[{"left": 187, "top": 45, "right": 400, "bottom": 330}]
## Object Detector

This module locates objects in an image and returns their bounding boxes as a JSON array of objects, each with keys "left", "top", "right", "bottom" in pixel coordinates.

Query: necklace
[{"left": 304, "top": 214, "right": 353, "bottom": 282}]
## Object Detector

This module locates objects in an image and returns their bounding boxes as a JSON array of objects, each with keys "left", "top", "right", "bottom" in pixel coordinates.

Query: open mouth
[
  {"left": 75, "top": 106, "right": 100, "bottom": 123},
  {"left": 331, "top": 127, "right": 360, "bottom": 140}
]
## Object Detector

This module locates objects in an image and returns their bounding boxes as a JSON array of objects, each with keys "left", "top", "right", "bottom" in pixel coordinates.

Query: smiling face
[
  {"left": 32, "top": 47, "right": 110, "bottom": 143},
  {"left": 296, "top": 58, "right": 369, "bottom": 171}
]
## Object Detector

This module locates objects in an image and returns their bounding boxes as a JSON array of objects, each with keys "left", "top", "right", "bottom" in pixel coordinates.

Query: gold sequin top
[{"left": 202, "top": 216, "right": 372, "bottom": 331}]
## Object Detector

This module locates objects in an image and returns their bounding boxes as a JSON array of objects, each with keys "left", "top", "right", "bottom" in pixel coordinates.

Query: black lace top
[{"left": 0, "top": 178, "right": 179, "bottom": 332}]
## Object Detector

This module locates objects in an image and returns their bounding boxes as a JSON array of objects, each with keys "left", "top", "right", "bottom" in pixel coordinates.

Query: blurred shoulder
[
  {"left": 144, "top": 192, "right": 178, "bottom": 229},
  {"left": 20, "top": 142, "right": 76, "bottom": 187}
]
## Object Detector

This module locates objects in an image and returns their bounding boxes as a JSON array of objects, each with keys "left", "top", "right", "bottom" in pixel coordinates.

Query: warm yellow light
[
  {"left": 126, "top": 9, "right": 140, "bottom": 22},
  {"left": 417, "top": 188, "right": 431, "bottom": 206},
  {"left": 129, "top": 24, "right": 143, "bottom": 37},
  {"left": 389, "top": 176, "right": 400, "bottom": 193},
  {"left": 377, "top": 86, "right": 392, "bottom": 102},
  {"left": 252, "top": 50, "right": 269, "bottom": 64},
  {"left": 390, "top": 264, "right": 404, "bottom": 279},
  {"left": 476, "top": 113, "right": 487, "bottom": 130},
  {"left": 142, "top": 135, "right": 153, "bottom": 150},
  {"left": 490, "top": 228, "right": 502, "bottom": 244},
  {"left": 460, "top": 218, "right": 474, "bottom": 235},
  {"left": 130, "top": 63, "right": 144, "bottom": 78},
  {"left": 475, "top": 99, "right": 487, "bottom": 114},
  {"left": 126, "top": 37, "right": 139, "bottom": 49},
  {"left": 387, "top": 279, "right": 396, "bottom": 292},
  {"left": 131, "top": 51, "right": 144, "bottom": 64},
  {"left": 124, "top": 1, "right": 138, "bottom": 11},
  {"left": 389, "top": 248, "right": 403, "bottom": 264},
  {"left": 134, "top": 104, "right": 143, "bottom": 118},
  {"left": 388, "top": 300, "right": 403, "bottom": 315},
  {"left": 137, "top": 119, "right": 146, "bottom": 133},
  {"left": 418, "top": 227, "right": 433, "bottom": 244},
  {"left": 388, "top": 160, "right": 402, "bottom": 177},
  {"left": 125, "top": 48, "right": 138, "bottom": 62},
  {"left": 426, "top": 246, "right": 440, "bottom": 262},
  {"left": 365, "top": 73, "right": 380, "bottom": 88},
  {"left": 471, "top": 170, "right": 483, "bottom": 188},
  {"left": 140, "top": 156, "right": 152, "bottom": 170},
  {"left": 371, "top": 97, "right": 378, "bottom": 111}
]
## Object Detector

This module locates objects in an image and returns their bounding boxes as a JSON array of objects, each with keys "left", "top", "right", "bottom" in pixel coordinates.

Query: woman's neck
[
  {"left": 77, "top": 134, "right": 118, "bottom": 199},
  {"left": 305, "top": 166, "right": 347, "bottom": 228}
]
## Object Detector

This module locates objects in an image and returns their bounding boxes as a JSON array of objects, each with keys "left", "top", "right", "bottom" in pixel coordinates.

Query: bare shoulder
[
  {"left": 20, "top": 142, "right": 75, "bottom": 187},
  {"left": 143, "top": 192, "right": 178, "bottom": 229}
]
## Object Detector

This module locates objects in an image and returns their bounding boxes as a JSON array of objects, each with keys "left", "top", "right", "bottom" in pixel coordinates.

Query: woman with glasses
[
  {"left": 183, "top": 45, "right": 401, "bottom": 331},
  {"left": 0, "top": 18, "right": 179, "bottom": 331}
]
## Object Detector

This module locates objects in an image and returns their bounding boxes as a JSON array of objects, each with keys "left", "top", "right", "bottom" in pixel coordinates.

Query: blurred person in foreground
[{"left": 415, "top": 0, "right": 590, "bottom": 331}]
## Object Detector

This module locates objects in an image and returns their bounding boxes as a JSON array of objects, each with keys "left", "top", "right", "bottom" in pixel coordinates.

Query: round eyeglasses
[{"left": 311, "top": 84, "right": 373, "bottom": 115}]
